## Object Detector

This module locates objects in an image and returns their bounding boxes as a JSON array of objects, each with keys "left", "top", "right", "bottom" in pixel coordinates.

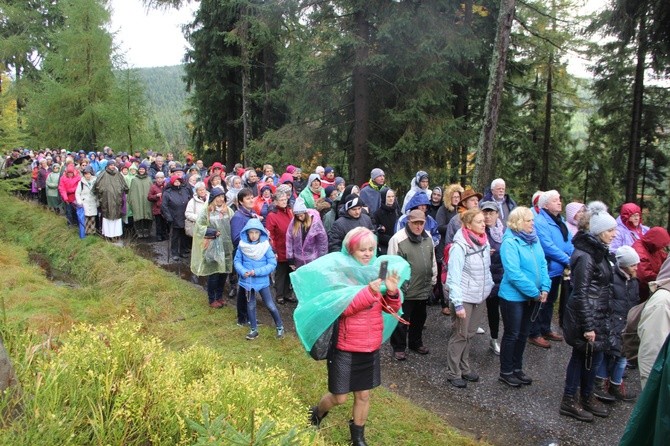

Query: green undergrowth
[{"left": 0, "top": 193, "right": 483, "bottom": 446}]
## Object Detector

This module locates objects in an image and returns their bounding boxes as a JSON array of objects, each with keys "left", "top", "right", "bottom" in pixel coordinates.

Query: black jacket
[
  {"left": 161, "top": 183, "right": 193, "bottom": 229},
  {"left": 327, "top": 208, "right": 375, "bottom": 253},
  {"left": 608, "top": 268, "right": 640, "bottom": 356},
  {"left": 563, "top": 231, "right": 613, "bottom": 352},
  {"left": 372, "top": 203, "right": 401, "bottom": 254}
]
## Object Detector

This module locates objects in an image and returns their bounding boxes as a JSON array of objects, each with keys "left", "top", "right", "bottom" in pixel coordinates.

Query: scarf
[
  {"left": 546, "top": 210, "right": 569, "bottom": 242},
  {"left": 511, "top": 229, "right": 538, "bottom": 244},
  {"left": 239, "top": 239, "right": 270, "bottom": 260},
  {"left": 404, "top": 225, "right": 427, "bottom": 244},
  {"left": 462, "top": 226, "right": 487, "bottom": 247},
  {"left": 368, "top": 180, "right": 384, "bottom": 191},
  {"left": 487, "top": 219, "right": 504, "bottom": 244}
]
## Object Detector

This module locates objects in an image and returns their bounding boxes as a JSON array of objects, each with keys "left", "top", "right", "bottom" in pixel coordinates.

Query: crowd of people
[{"left": 7, "top": 146, "right": 670, "bottom": 444}]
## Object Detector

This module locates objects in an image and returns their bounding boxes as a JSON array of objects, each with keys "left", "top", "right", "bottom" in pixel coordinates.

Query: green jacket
[{"left": 387, "top": 227, "right": 437, "bottom": 300}]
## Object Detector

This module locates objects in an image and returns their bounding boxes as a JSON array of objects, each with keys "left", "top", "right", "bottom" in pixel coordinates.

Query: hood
[
  {"left": 406, "top": 190, "right": 430, "bottom": 212},
  {"left": 307, "top": 173, "right": 321, "bottom": 186},
  {"left": 65, "top": 164, "right": 78, "bottom": 176},
  {"left": 565, "top": 202, "right": 585, "bottom": 226},
  {"left": 619, "top": 202, "right": 642, "bottom": 228},
  {"left": 279, "top": 172, "right": 294, "bottom": 184},
  {"left": 239, "top": 218, "right": 269, "bottom": 243},
  {"left": 651, "top": 257, "right": 670, "bottom": 293},
  {"left": 641, "top": 226, "right": 670, "bottom": 251}
]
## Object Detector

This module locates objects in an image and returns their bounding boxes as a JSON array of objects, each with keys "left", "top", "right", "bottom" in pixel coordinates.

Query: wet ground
[{"left": 128, "top": 235, "right": 634, "bottom": 446}]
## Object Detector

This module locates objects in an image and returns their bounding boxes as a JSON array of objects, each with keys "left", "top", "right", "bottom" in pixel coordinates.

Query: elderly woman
[
  {"left": 75, "top": 166, "right": 99, "bottom": 235},
  {"left": 46, "top": 164, "right": 63, "bottom": 212},
  {"left": 560, "top": 203, "right": 617, "bottom": 422},
  {"left": 565, "top": 202, "right": 586, "bottom": 236},
  {"left": 265, "top": 190, "right": 294, "bottom": 304},
  {"left": 191, "top": 188, "right": 234, "bottom": 308},
  {"left": 128, "top": 163, "right": 153, "bottom": 238},
  {"left": 498, "top": 207, "right": 550, "bottom": 387},
  {"left": 185, "top": 181, "right": 209, "bottom": 239},
  {"left": 445, "top": 208, "right": 493, "bottom": 388},
  {"left": 610, "top": 202, "right": 649, "bottom": 253},
  {"left": 298, "top": 227, "right": 405, "bottom": 445}
]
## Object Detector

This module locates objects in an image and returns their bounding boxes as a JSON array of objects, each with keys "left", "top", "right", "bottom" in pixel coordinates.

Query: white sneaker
[
  {"left": 490, "top": 339, "right": 500, "bottom": 355},
  {"left": 476, "top": 327, "right": 485, "bottom": 334}
]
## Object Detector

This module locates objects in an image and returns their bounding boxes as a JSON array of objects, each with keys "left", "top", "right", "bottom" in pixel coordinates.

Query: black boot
[
  {"left": 581, "top": 393, "right": 610, "bottom": 418},
  {"left": 593, "top": 377, "right": 616, "bottom": 403},
  {"left": 609, "top": 382, "right": 637, "bottom": 401},
  {"left": 559, "top": 394, "right": 593, "bottom": 422},
  {"left": 349, "top": 419, "right": 368, "bottom": 446},
  {"left": 309, "top": 406, "right": 328, "bottom": 427}
]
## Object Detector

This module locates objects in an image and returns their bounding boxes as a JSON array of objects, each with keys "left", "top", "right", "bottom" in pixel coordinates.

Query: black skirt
[{"left": 328, "top": 348, "right": 381, "bottom": 394}]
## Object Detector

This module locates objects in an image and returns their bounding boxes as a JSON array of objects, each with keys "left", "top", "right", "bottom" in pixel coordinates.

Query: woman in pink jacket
[
  {"left": 308, "top": 227, "right": 401, "bottom": 446},
  {"left": 58, "top": 164, "right": 81, "bottom": 226}
]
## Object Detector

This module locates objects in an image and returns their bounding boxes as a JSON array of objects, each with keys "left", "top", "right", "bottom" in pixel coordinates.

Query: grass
[{"left": 0, "top": 192, "right": 483, "bottom": 445}]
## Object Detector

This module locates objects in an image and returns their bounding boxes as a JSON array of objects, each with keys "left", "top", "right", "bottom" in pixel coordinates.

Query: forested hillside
[{"left": 137, "top": 65, "right": 191, "bottom": 152}]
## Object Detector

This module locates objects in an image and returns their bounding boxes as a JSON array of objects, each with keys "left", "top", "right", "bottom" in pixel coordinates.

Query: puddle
[{"left": 28, "top": 252, "right": 80, "bottom": 288}]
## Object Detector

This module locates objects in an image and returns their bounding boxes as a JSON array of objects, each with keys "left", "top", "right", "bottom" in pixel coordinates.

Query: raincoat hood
[{"left": 239, "top": 218, "right": 270, "bottom": 244}]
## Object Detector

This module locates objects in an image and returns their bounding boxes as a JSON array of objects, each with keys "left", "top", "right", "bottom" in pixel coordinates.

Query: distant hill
[{"left": 137, "top": 65, "right": 191, "bottom": 152}]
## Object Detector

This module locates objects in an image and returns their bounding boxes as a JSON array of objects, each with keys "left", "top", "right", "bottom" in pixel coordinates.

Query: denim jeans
[
  {"left": 529, "top": 276, "right": 561, "bottom": 338},
  {"left": 596, "top": 353, "right": 627, "bottom": 385},
  {"left": 499, "top": 299, "right": 533, "bottom": 375},
  {"left": 563, "top": 347, "right": 604, "bottom": 397},
  {"left": 244, "top": 287, "right": 283, "bottom": 331},
  {"left": 207, "top": 273, "right": 227, "bottom": 304}
]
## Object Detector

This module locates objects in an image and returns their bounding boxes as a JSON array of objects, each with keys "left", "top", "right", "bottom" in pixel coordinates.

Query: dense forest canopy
[{"left": 0, "top": 0, "right": 669, "bottom": 224}]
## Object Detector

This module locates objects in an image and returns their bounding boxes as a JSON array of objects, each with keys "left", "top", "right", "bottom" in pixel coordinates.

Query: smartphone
[{"left": 378, "top": 260, "right": 388, "bottom": 280}]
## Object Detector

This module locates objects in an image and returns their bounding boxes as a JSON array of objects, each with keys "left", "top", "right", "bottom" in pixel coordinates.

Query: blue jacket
[
  {"left": 234, "top": 219, "right": 277, "bottom": 292},
  {"left": 535, "top": 209, "right": 573, "bottom": 278},
  {"left": 396, "top": 191, "right": 440, "bottom": 246},
  {"left": 230, "top": 206, "right": 257, "bottom": 248},
  {"left": 499, "top": 229, "right": 551, "bottom": 302}
]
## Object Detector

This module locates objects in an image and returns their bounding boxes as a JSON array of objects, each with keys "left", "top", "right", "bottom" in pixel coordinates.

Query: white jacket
[
  {"left": 638, "top": 288, "right": 670, "bottom": 389},
  {"left": 75, "top": 176, "right": 98, "bottom": 217}
]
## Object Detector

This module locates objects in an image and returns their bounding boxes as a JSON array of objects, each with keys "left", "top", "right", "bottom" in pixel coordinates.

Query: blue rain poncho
[{"left": 291, "top": 249, "right": 411, "bottom": 354}]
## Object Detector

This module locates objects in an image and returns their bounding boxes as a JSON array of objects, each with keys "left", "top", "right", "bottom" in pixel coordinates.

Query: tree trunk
[
  {"left": 473, "top": 0, "right": 516, "bottom": 193},
  {"left": 625, "top": 16, "right": 646, "bottom": 203},
  {"left": 240, "top": 14, "right": 251, "bottom": 165},
  {"left": 540, "top": 54, "right": 553, "bottom": 190},
  {"left": 452, "top": 0, "right": 473, "bottom": 186},
  {"left": 351, "top": 6, "right": 369, "bottom": 186}
]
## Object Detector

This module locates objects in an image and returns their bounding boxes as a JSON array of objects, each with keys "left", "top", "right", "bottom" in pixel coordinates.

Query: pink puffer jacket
[{"left": 336, "top": 286, "right": 401, "bottom": 353}]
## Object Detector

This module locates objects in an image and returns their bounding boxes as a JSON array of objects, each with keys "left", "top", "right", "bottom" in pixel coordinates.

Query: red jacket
[
  {"left": 336, "top": 287, "right": 401, "bottom": 353},
  {"left": 633, "top": 226, "right": 670, "bottom": 301},
  {"left": 265, "top": 206, "right": 293, "bottom": 262},
  {"left": 147, "top": 182, "right": 165, "bottom": 216}
]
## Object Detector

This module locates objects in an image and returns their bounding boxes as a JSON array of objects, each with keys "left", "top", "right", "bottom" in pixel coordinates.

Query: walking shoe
[
  {"left": 409, "top": 345, "right": 430, "bottom": 355},
  {"left": 462, "top": 372, "right": 479, "bottom": 382},
  {"left": 476, "top": 327, "right": 485, "bottom": 334},
  {"left": 609, "top": 382, "right": 637, "bottom": 401},
  {"left": 513, "top": 371, "right": 533, "bottom": 385},
  {"left": 276, "top": 327, "right": 285, "bottom": 339},
  {"left": 245, "top": 330, "right": 259, "bottom": 340},
  {"left": 309, "top": 406, "right": 328, "bottom": 427},
  {"left": 236, "top": 320, "right": 250, "bottom": 327},
  {"left": 593, "top": 377, "right": 616, "bottom": 402},
  {"left": 499, "top": 374, "right": 523, "bottom": 387},
  {"left": 544, "top": 331, "right": 564, "bottom": 342},
  {"left": 448, "top": 378, "right": 467, "bottom": 388},
  {"left": 393, "top": 351, "right": 407, "bottom": 361},
  {"left": 276, "top": 297, "right": 285, "bottom": 305},
  {"left": 528, "top": 336, "right": 551, "bottom": 349},
  {"left": 581, "top": 394, "right": 610, "bottom": 418},
  {"left": 284, "top": 294, "right": 298, "bottom": 303},
  {"left": 490, "top": 339, "right": 500, "bottom": 355},
  {"left": 559, "top": 395, "right": 594, "bottom": 422},
  {"left": 209, "top": 300, "right": 224, "bottom": 309}
]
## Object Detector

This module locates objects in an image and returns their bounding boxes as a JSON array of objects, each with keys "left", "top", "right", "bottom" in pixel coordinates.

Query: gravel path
[{"left": 134, "top": 238, "right": 634, "bottom": 446}]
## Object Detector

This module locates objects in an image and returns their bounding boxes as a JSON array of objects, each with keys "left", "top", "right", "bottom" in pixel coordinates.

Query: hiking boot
[
  {"left": 528, "top": 336, "right": 551, "bottom": 349},
  {"left": 462, "top": 372, "right": 479, "bottom": 382},
  {"left": 560, "top": 395, "right": 594, "bottom": 422},
  {"left": 245, "top": 330, "right": 259, "bottom": 340},
  {"left": 609, "top": 382, "right": 637, "bottom": 402},
  {"left": 448, "top": 378, "right": 467, "bottom": 388},
  {"left": 593, "top": 377, "right": 616, "bottom": 403},
  {"left": 309, "top": 406, "right": 328, "bottom": 427},
  {"left": 581, "top": 393, "right": 610, "bottom": 418},
  {"left": 499, "top": 373, "right": 522, "bottom": 387},
  {"left": 513, "top": 370, "right": 533, "bottom": 385},
  {"left": 544, "top": 331, "right": 564, "bottom": 342}
]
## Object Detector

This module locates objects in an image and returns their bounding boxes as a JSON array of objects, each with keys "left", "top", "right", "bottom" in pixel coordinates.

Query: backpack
[
  {"left": 440, "top": 241, "right": 485, "bottom": 284},
  {"left": 621, "top": 300, "right": 648, "bottom": 361}
]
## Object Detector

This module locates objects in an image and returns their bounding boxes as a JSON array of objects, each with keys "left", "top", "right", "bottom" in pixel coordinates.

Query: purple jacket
[{"left": 285, "top": 210, "right": 328, "bottom": 268}]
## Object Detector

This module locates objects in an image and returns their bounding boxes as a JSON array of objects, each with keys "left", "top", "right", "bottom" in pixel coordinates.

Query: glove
[{"left": 204, "top": 228, "right": 218, "bottom": 239}]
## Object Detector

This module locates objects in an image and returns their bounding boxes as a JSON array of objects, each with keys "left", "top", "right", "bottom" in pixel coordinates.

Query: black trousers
[
  {"left": 390, "top": 299, "right": 427, "bottom": 352},
  {"left": 274, "top": 261, "right": 291, "bottom": 300}
]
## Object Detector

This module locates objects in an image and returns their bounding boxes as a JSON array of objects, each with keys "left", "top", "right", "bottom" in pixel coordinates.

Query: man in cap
[
  {"left": 327, "top": 194, "right": 375, "bottom": 252},
  {"left": 359, "top": 168, "right": 387, "bottom": 215},
  {"left": 388, "top": 209, "right": 437, "bottom": 360}
]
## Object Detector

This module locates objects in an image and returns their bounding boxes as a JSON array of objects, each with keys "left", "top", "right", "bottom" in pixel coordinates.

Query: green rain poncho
[
  {"left": 190, "top": 204, "right": 234, "bottom": 276},
  {"left": 291, "top": 250, "right": 411, "bottom": 354}
]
